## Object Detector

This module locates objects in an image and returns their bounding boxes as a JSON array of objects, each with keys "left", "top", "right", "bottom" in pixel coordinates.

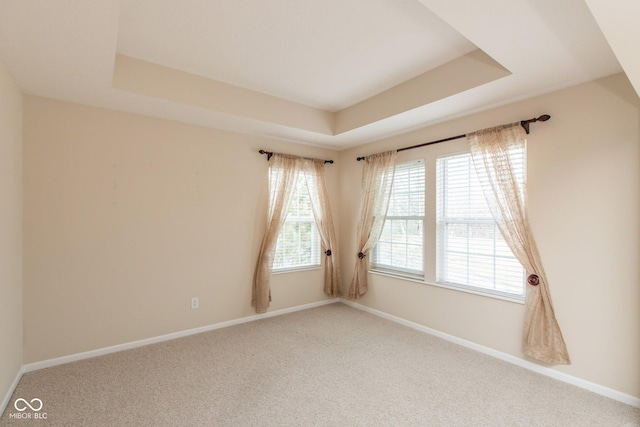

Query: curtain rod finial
[
  {"left": 521, "top": 114, "right": 550, "bottom": 134},
  {"left": 259, "top": 149, "right": 274, "bottom": 161},
  {"left": 259, "top": 149, "right": 333, "bottom": 164}
]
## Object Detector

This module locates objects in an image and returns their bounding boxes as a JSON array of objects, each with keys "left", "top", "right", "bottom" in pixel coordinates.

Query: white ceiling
[
  {"left": 117, "top": 0, "right": 476, "bottom": 112},
  {"left": 0, "top": 0, "right": 631, "bottom": 149}
]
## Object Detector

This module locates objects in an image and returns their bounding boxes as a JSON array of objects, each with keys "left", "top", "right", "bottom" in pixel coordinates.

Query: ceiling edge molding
[
  {"left": 334, "top": 49, "right": 510, "bottom": 134},
  {"left": 112, "top": 54, "right": 335, "bottom": 135}
]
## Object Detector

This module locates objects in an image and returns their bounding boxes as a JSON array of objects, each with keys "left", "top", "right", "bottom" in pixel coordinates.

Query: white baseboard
[
  {"left": 1, "top": 365, "right": 24, "bottom": 417},
  {"left": 340, "top": 299, "right": 640, "bottom": 409},
  {"left": 24, "top": 298, "right": 339, "bottom": 373}
]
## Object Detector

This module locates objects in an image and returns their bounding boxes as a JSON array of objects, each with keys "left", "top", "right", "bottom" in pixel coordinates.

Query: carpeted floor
[{"left": 2, "top": 303, "right": 639, "bottom": 426}]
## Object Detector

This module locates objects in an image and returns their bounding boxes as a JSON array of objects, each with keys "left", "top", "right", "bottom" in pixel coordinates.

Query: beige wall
[
  {"left": 0, "top": 61, "right": 23, "bottom": 402},
  {"left": 19, "top": 73, "right": 640, "bottom": 400},
  {"left": 23, "top": 96, "right": 339, "bottom": 363},
  {"left": 339, "top": 73, "right": 640, "bottom": 398}
]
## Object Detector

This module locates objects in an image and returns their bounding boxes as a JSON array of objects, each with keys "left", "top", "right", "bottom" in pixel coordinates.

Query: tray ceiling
[{"left": 0, "top": 0, "right": 624, "bottom": 148}]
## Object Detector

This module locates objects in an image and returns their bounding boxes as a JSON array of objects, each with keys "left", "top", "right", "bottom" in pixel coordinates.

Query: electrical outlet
[{"left": 191, "top": 297, "right": 199, "bottom": 309}]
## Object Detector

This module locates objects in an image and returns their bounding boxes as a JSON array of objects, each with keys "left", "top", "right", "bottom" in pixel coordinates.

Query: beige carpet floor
[{"left": 2, "top": 303, "right": 639, "bottom": 426}]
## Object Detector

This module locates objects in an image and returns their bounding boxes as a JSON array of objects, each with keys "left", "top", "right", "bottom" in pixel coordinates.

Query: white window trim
[
  {"left": 435, "top": 150, "right": 526, "bottom": 302},
  {"left": 429, "top": 280, "right": 526, "bottom": 304},
  {"left": 272, "top": 264, "right": 322, "bottom": 275},
  {"left": 271, "top": 171, "right": 321, "bottom": 273},
  {"left": 371, "top": 160, "right": 425, "bottom": 279},
  {"left": 368, "top": 271, "right": 526, "bottom": 305}
]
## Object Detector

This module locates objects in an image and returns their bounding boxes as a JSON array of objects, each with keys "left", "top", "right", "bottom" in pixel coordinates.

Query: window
[
  {"left": 436, "top": 151, "right": 525, "bottom": 300},
  {"left": 273, "top": 172, "right": 321, "bottom": 271},
  {"left": 372, "top": 160, "right": 425, "bottom": 278}
]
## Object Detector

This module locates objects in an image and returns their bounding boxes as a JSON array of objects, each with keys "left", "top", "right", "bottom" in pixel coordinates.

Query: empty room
[{"left": 1, "top": 0, "right": 639, "bottom": 425}]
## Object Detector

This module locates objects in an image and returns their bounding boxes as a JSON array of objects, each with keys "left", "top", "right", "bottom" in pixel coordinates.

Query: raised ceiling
[
  {"left": 0, "top": 0, "right": 629, "bottom": 149},
  {"left": 118, "top": 0, "right": 477, "bottom": 112}
]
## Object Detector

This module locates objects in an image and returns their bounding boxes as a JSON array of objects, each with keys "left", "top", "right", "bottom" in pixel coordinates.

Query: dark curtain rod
[
  {"left": 259, "top": 149, "right": 334, "bottom": 164},
  {"left": 356, "top": 115, "right": 550, "bottom": 161}
]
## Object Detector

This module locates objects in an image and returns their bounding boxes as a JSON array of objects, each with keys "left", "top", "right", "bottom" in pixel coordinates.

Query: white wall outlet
[{"left": 191, "top": 297, "right": 199, "bottom": 309}]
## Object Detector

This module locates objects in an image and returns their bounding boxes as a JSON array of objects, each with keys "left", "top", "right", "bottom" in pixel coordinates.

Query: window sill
[
  {"left": 369, "top": 270, "right": 525, "bottom": 305},
  {"left": 272, "top": 265, "right": 322, "bottom": 275},
  {"left": 429, "top": 281, "right": 526, "bottom": 304},
  {"left": 369, "top": 269, "right": 425, "bottom": 284}
]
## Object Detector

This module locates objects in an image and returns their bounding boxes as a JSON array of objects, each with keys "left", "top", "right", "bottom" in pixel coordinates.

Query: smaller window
[
  {"left": 272, "top": 172, "right": 321, "bottom": 271},
  {"left": 372, "top": 160, "right": 425, "bottom": 279},
  {"left": 436, "top": 151, "right": 525, "bottom": 301}
]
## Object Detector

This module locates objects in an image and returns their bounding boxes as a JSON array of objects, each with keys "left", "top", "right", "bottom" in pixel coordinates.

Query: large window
[
  {"left": 436, "top": 151, "right": 525, "bottom": 300},
  {"left": 372, "top": 160, "right": 425, "bottom": 278},
  {"left": 273, "top": 173, "right": 321, "bottom": 271}
]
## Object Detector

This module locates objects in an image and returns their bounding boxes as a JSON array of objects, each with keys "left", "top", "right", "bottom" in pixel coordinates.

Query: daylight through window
[
  {"left": 436, "top": 151, "right": 525, "bottom": 300},
  {"left": 372, "top": 160, "right": 425, "bottom": 278},
  {"left": 273, "top": 172, "right": 321, "bottom": 271}
]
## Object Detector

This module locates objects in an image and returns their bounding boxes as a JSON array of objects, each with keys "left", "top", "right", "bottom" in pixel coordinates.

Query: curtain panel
[
  {"left": 348, "top": 150, "right": 397, "bottom": 299},
  {"left": 253, "top": 154, "right": 341, "bottom": 313},
  {"left": 253, "top": 154, "right": 300, "bottom": 313},
  {"left": 467, "top": 123, "right": 570, "bottom": 365},
  {"left": 303, "top": 159, "right": 342, "bottom": 297}
]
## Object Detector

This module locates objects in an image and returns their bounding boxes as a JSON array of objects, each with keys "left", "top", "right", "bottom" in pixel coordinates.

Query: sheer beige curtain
[
  {"left": 303, "top": 159, "right": 342, "bottom": 297},
  {"left": 348, "top": 150, "right": 397, "bottom": 299},
  {"left": 252, "top": 154, "right": 301, "bottom": 313},
  {"left": 468, "top": 123, "right": 570, "bottom": 364}
]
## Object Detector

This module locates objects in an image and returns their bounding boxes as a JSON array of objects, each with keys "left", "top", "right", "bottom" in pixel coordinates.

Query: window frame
[
  {"left": 371, "top": 159, "right": 425, "bottom": 280},
  {"left": 435, "top": 150, "right": 526, "bottom": 302},
  {"left": 272, "top": 171, "right": 321, "bottom": 273}
]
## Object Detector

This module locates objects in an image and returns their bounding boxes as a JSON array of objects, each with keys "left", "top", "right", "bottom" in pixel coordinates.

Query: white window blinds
[
  {"left": 372, "top": 160, "right": 425, "bottom": 278},
  {"left": 273, "top": 172, "right": 321, "bottom": 271},
  {"left": 436, "top": 151, "right": 525, "bottom": 300}
]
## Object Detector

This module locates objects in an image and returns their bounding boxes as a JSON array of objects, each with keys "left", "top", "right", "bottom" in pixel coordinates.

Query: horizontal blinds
[
  {"left": 436, "top": 152, "right": 525, "bottom": 298},
  {"left": 373, "top": 160, "right": 425, "bottom": 277},
  {"left": 387, "top": 160, "right": 425, "bottom": 217},
  {"left": 437, "top": 150, "right": 524, "bottom": 220},
  {"left": 273, "top": 172, "right": 320, "bottom": 270}
]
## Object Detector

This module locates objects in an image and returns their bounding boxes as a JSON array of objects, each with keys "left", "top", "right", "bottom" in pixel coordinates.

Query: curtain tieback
[
  {"left": 324, "top": 249, "right": 332, "bottom": 256},
  {"left": 527, "top": 274, "right": 540, "bottom": 286},
  {"left": 358, "top": 252, "right": 366, "bottom": 259}
]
